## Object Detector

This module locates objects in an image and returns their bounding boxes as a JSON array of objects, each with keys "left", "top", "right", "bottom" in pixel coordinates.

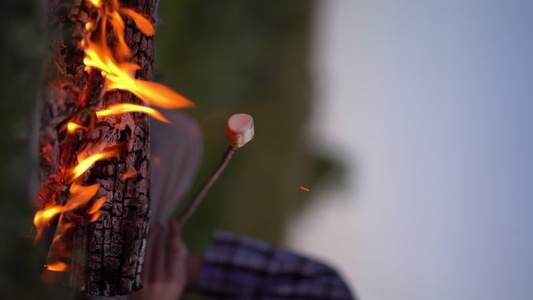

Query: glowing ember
[
  {"left": 300, "top": 187, "right": 310, "bottom": 192},
  {"left": 96, "top": 103, "right": 170, "bottom": 123},
  {"left": 85, "top": 21, "right": 93, "bottom": 31}
]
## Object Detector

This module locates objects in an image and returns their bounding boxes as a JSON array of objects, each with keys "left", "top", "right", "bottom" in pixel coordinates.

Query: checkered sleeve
[{"left": 196, "top": 231, "right": 356, "bottom": 300}]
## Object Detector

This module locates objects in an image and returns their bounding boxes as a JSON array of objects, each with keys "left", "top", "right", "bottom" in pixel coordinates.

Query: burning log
[{"left": 36, "top": 0, "right": 190, "bottom": 296}]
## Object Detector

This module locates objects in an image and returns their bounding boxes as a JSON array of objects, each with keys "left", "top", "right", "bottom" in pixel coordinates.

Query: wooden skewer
[{"left": 178, "top": 114, "right": 254, "bottom": 225}]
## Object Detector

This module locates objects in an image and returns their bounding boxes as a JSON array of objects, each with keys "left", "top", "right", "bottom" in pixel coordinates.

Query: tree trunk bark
[{"left": 38, "top": 0, "right": 157, "bottom": 295}]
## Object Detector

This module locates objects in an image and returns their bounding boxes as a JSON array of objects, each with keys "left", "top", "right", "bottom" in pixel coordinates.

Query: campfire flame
[
  {"left": 34, "top": 183, "right": 101, "bottom": 241},
  {"left": 84, "top": 0, "right": 192, "bottom": 109},
  {"left": 69, "top": 151, "right": 117, "bottom": 181},
  {"left": 122, "top": 170, "right": 137, "bottom": 180},
  {"left": 45, "top": 262, "right": 68, "bottom": 272},
  {"left": 35, "top": 0, "right": 194, "bottom": 274},
  {"left": 96, "top": 103, "right": 170, "bottom": 123},
  {"left": 85, "top": 38, "right": 193, "bottom": 109}
]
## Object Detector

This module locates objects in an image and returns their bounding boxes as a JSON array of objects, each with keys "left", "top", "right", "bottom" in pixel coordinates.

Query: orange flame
[
  {"left": 34, "top": 206, "right": 63, "bottom": 228},
  {"left": 122, "top": 170, "right": 137, "bottom": 180},
  {"left": 83, "top": 0, "right": 193, "bottom": 109},
  {"left": 51, "top": 223, "right": 73, "bottom": 244},
  {"left": 70, "top": 151, "right": 116, "bottom": 181},
  {"left": 34, "top": 183, "right": 101, "bottom": 241},
  {"left": 119, "top": 7, "right": 154, "bottom": 36},
  {"left": 66, "top": 183, "right": 101, "bottom": 210},
  {"left": 88, "top": 196, "right": 106, "bottom": 215},
  {"left": 45, "top": 262, "right": 67, "bottom": 272},
  {"left": 96, "top": 103, "right": 170, "bottom": 123},
  {"left": 90, "top": 0, "right": 101, "bottom": 7},
  {"left": 67, "top": 122, "right": 88, "bottom": 133},
  {"left": 84, "top": 40, "right": 193, "bottom": 109},
  {"left": 87, "top": 196, "right": 106, "bottom": 222}
]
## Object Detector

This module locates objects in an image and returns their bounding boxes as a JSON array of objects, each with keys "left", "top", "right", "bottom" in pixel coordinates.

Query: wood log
[{"left": 38, "top": 0, "right": 158, "bottom": 295}]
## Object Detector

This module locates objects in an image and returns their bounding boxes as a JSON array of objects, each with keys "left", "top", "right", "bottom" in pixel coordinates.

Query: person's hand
[{"left": 132, "top": 220, "right": 188, "bottom": 300}]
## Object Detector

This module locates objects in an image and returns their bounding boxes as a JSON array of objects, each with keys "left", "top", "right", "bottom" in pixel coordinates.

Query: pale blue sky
[{"left": 288, "top": 1, "right": 533, "bottom": 299}]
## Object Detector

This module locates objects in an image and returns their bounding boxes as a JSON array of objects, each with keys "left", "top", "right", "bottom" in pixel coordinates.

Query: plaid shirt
[{"left": 197, "top": 231, "right": 356, "bottom": 300}]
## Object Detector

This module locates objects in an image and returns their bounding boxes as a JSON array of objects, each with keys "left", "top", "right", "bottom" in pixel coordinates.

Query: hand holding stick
[{"left": 177, "top": 113, "right": 254, "bottom": 225}]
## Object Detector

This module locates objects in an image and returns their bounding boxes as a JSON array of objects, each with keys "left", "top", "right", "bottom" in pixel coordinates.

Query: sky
[{"left": 287, "top": 1, "right": 533, "bottom": 299}]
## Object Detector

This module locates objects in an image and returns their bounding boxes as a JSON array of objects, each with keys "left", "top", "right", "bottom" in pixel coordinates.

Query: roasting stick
[{"left": 177, "top": 113, "right": 254, "bottom": 225}]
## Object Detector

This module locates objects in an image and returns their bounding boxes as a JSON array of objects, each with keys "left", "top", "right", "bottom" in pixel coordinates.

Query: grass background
[{"left": 0, "top": 1, "right": 342, "bottom": 298}]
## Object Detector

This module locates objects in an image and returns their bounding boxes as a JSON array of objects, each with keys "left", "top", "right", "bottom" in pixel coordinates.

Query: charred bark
[{"left": 38, "top": 0, "right": 157, "bottom": 295}]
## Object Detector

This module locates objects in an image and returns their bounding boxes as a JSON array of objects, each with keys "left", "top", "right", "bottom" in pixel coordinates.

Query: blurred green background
[{"left": 0, "top": 0, "right": 342, "bottom": 299}]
